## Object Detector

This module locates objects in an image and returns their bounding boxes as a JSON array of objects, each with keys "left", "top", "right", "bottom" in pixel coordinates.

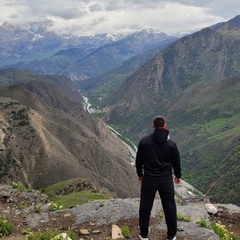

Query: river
[{"left": 82, "top": 95, "right": 137, "bottom": 164}]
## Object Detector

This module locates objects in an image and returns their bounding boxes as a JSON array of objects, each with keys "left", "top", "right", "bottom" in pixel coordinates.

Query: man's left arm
[{"left": 135, "top": 141, "right": 144, "bottom": 179}]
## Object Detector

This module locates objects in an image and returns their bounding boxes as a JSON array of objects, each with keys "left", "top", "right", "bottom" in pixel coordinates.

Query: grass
[
  {"left": 176, "top": 213, "right": 191, "bottom": 222},
  {"left": 121, "top": 226, "right": 131, "bottom": 238},
  {"left": 51, "top": 190, "right": 110, "bottom": 209},
  {"left": 0, "top": 214, "right": 13, "bottom": 237},
  {"left": 42, "top": 179, "right": 73, "bottom": 196},
  {"left": 159, "top": 212, "right": 191, "bottom": 222},
  {"left": 42, "top": 178, "right": 112, "bottom": 210}
]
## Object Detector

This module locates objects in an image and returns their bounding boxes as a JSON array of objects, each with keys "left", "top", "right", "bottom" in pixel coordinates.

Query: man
[{"left": 136, "top": 116, "right": 181, "bottom": 240}]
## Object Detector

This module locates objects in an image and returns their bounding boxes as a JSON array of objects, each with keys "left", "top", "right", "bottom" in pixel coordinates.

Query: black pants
[{"left": 139, "top": 175, "right": 177, "bottom": 237}]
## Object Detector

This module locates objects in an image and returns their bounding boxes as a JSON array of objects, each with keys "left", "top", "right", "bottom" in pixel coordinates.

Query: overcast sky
[{"left": 0, "top": 0, "right": 239, "bottom": 36}]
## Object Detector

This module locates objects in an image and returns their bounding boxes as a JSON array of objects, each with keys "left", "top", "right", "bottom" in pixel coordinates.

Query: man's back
[{"left": 136, "top": 128, "right": 181, "bottom": 178}]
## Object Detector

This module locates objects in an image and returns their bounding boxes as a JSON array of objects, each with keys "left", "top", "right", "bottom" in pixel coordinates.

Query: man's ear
[{"left": 152, "top": 123, "right": 155, "bottom": 129}]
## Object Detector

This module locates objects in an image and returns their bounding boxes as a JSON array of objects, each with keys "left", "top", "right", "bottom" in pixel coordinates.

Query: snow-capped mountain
[{"left": 0, "top": 21, "right": 178, "bottom": 80}]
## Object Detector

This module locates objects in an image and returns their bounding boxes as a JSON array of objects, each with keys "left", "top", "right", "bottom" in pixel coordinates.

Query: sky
[{"left": 0, "top": 0, "right": 239, "bottom": 36}]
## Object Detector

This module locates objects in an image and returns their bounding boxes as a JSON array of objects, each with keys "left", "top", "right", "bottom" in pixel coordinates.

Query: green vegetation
[
  {"left": 49, "top": 201, "right": 64, "bottom": 211},
  {"left": 211, "top": 222, "right": 238, "bottom": 240},
  {"left": 11, "top": 181, "right": 26, "bottom": 191},
  {"left": 43, "top": 178, "right": 111, "bottom": 210},
  {"left": 21, "top": 228, "right": 32, "bottom": 235},
  {"left": 176, "top": 213, "right": 191, "bottom": 222},
  {"left": 0, "top": 214, "right": 13, "bottom": 237},
  {"left": 26, "top": 230, "right": 77, "bottom": 240},
  {"left": 33, "top": 205, "right": 42, "bottom": 213},
  {"left": 50, "top": 190, "right": 109, "bottom": 209},
  {"left": 18, "top": 202, "right": 31, "bottom": 209},
  {"left": 198, "top": 219, "right": 210, "bottom": 229},
  {"left": 198, "top": 220, "right": 238, "bottom": 240},
  {"left": 121, "top": 226, "right": 131, "bottom": 238},
  {"left": 159, "top": 212, "right": 191, "bottom": 222},
  {"left": 159, "top": 211, "right": 164, "bottom": 218}
]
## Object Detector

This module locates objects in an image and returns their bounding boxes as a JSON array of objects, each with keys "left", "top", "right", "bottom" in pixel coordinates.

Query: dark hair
[{"left": 153, "top": 116, "right": 166, "bottom": 128}]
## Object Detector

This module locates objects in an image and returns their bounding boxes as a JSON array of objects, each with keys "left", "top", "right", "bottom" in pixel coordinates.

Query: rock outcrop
[{"left": 1, "top": 184, "right": 240, "bottom": 239}]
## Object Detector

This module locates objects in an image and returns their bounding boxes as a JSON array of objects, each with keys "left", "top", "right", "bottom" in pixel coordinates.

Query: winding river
[{"left": 82, "top": 96, "right": 137, "bottom": 164}]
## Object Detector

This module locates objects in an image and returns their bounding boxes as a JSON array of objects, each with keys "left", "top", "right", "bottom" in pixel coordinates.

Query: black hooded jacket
[{"left": 135, "top": 128, "right": 181, "bottom": 179}]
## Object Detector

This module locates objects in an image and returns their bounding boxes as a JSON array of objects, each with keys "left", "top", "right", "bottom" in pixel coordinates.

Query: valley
[
  {"left": 82, "top": 95, "right": 207, "bottom": 202},
  {"left": 0, "top": 15, "right": 240, "bottom": 206}
]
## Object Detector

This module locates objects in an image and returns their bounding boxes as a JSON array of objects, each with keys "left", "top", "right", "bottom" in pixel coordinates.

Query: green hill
[{"left": 95, "top": 16, "right": 240, "bottom": 205}]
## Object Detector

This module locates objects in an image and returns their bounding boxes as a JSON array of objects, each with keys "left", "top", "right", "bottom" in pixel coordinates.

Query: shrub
[
  {"left": 211, "top": 222, "right": 238, "bottom": 240},
  {"left": 33, "top": 205, "right": 42, "bottom": 213},
  {"left": 66, "top": 230, "right": 77, "bottom": 240},
  {"left": 0, "top": 214, "right": 13, "bottom": 237},
  {"left": 159, "top": 211, "right": 164, "bottom": 218},
  {"left": 11, "top": 181, "right": 26, "bottom": 191},
  {"left": 49, "top": 201, "right": 63, "bottom": 211},
  {"left": 198, "top": 219, "right": 210, "bottom": 228},
  {"left": 176, "top": 213, "right": 191, "bottom": 222},
  {"left": 121, "top": 226, "right": 131, "bottom": 238}
]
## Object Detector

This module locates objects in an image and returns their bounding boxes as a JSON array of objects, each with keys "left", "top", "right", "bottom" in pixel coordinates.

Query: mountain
[
  {"left": 75, "top": 42, "right": 173, "bottom": 103},
  {"left": 98, "top": 15, "right": 240, "bottom": 205},
  {"left": 102, "top": 15, "right": 240, "bottom": 122},
  {"left": 7, "top": 29, "right": 176, "bottom": 81},
  {"left": 1, "top": 23, "right": 177, "bottom": 81},
  {"left": 0, "top": 68, "right": 139, "bottom": 198},
  {"left": 0, "top": 20, "right": 131, "bottom": 68},
  {"left": 166, "top": 77, "right": 240, "bottom": 205}
]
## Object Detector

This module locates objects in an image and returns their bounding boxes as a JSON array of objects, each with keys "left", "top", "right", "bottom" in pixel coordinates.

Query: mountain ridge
[
  {"left": 98, "top": 16, "right": 240, "bottom": 205},
  {"left": 0, "top": 69, "right": 139, "bottom": 198},
  {"left": 0, "top": 21, "right": 178, "bottom": 81}
]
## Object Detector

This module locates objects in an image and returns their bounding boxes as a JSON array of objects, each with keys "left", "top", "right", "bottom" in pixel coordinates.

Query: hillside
[
  {"left": 0, "top": 69, "right": 139, "bottom": 198},
  {"left": 101, "top": 16, "right": 240, "bottom": 117},
  {"left": 75, "top": 43, "right": 174, "bottom": 107},
  {"left": 97, "top": 16, "right": 240, "bottom": 205},
  {"left": 165, "top": 77, "right": 240, "bottom": 204},
  {"left": 102, "top": 77, "right": 240, "bottom": 205}
]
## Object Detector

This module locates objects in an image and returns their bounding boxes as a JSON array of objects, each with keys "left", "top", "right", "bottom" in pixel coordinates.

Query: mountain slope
[
  {"left": 102, "top": 15, "right": 240, "bottom": 124},
  {"left": 166, "top": 77, "right": 240, "bottom": 205},
  {"left": 101, "top": 75, "right": 240, "bottom": 204},
  {"left": 98, "top": 15, "right": 240, "bottom": 205},
  {"left": 0, "top": 69, "right": 139, "bottom": 198},
  {"left": 76, "top": 43, "right": 172, "bottom": 106}
]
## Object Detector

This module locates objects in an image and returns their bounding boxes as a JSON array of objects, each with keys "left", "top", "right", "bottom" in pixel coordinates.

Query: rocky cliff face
[{"left": 0, "top": 69, "right": 139, "bottom": 198}]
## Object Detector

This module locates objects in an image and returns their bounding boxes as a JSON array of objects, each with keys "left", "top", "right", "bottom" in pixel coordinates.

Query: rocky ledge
[{"left": 1, "top": 184, "right": 240, "bottom": 239}]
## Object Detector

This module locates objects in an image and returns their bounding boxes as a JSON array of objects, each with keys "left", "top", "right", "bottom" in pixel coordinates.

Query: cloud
[
  {"left": 89, "top": 3, "right": 103, "bottom": 12},
  {"left": 0, "top": 0, "right": 239, "bottom": 35}
]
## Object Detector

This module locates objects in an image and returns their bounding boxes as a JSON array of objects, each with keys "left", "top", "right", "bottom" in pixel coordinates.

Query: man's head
[{"left": 152, "top": 116, "right": 166, "bottom": 129}]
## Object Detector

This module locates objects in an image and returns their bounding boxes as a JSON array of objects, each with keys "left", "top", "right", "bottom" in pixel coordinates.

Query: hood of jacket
[{"left": 151, "top": 128, "right": 170, "bottom": 144}]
